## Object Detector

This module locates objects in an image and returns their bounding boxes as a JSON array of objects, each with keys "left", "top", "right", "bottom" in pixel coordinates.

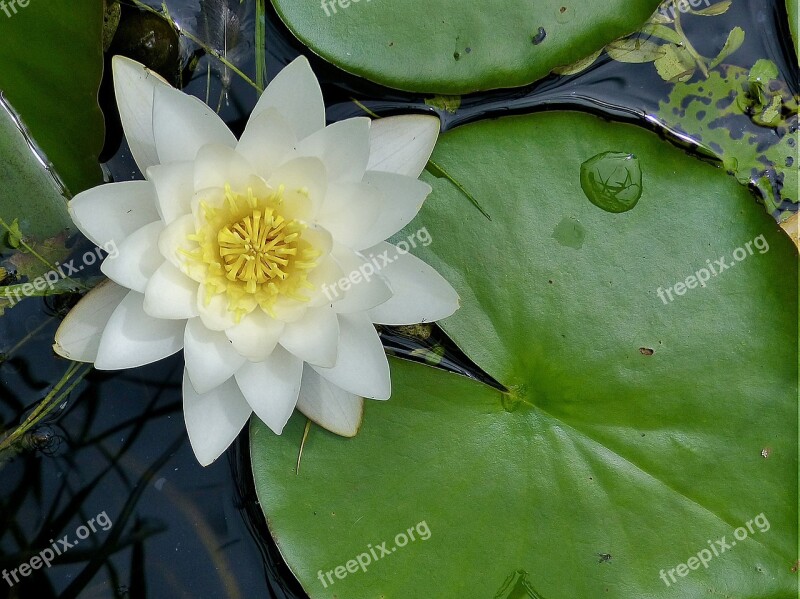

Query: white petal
[
  {"left": 296, "top": 367, "right": 363, "bottom": 437},
  {"left": 193, "top": 144, "right": 257, "bottom": 193},
  {"left": 112, "top": 56, "right": 171, "bottom": 173},
  {"left": 279, "top": 306, "right": 340, "bottom": 367},
  {"left": 366, "top": 242, "right": 460, "bottom": 325},
  {"left": 250, "top": 56, "right": 325, "bottom": 141},
  {"left": 327, "top": 245, "right": 392, "bottom": 313},
  {"left": 235, "top": 346, "right": 302, "bottom": 435},
  {"left": 95, "top": 291, "right": 185, "bottom": 370},
  {"left": 146, "top": 161, "right": 194, "bottom": 224},
  {"left": 236, "top": 108, "right": 298, "bottom": 180},
  {"left": 266, "top": 157, "right": 327, "bottom": 221},
  {"left": 152, "top": 86, "right": 236, "bottom": 164},
  {"left": 307, "top": 255, "right": 345, "bottom": 308},
  {"left": 294, "top": 118, "right": 371, "bottom": 182},
  {"left": 183, "top": 373, "right": 252, "bottom": 466},
  {"left": 100, "top": 221, "right": 164, "bottom": 293},
  {"left": 226, "top": 310, "right": 285, "bottom": 361},
  {"left": 316, "top": 181, "right": 381, "bottom": 248},
  {"left": 271, "top": 297, "right": 309, "bottom": 323},
  {"left": 355, "top": 171, "right": 432, "bottom": 249},
  {"left": 158, "top": 213, "right": 197, "bottom": 271},
  {"left": 184, "top": 318, "right": 247, "bottom": 394},
  {"left": 69, "top": 181, "right": 160, "bottom": 248},
  {"left": 312, "top": 312, "right": 390, "bottom": 400},
  {"left": 196, "top": 287, "right": 238, "bottom": 331},
  {"left": 53, "top": 280, "right": 129, "bottom": 363},
  {"left": 367, "top": 115, "right": 440, "bottom": 178},
  {"left": 144, "top": 262, "right": 200, "bottom": 320}
]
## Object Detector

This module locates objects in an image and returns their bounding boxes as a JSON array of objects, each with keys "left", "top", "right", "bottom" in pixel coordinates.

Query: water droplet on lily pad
[
  {"left": 552, "top": 217, "right": 585, "bottom": 249},
  {"left": 580, "top": 152, "right": 643, "bottom": 213}
]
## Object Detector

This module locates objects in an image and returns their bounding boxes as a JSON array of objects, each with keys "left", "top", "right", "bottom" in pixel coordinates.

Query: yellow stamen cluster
[{"left": 181, "top": 184, "right": 320, "bottom": 320}]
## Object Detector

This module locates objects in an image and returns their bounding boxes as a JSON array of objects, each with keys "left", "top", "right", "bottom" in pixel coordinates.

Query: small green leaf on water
[
  {"left": 754, "top": 95, "right": 785, "bottom": 128},
  {"left": 710, "top": 26, "right": 745, "bottom": 68},
  {"left": 691, "top": 0, "right": 732, "bottom": 15},
  {"left": 654, "top": 44, "right": 696, "bottom": 82},
  {"left": 748, "top": 58, "right": 780, "bottom": 107},
  {"left": 424, "top": 95, "right": 462, "bottom": 114},
  {"left": 580, "top": 152, "right": 643, "bottom": 213},
  {"left": 6, "top": 219, "right": 22, "bottom": 249},
  {"left": 749, "top": 58, "right": 780, "bottom": 84},
  {"left": 606, "top": 37, "right": 665, "bottom": 63},
  {"left": 640, "top": 22, "right": 684, "bottom": 45},
  {"left": 552, "top": 49, "right": 602, "bottom": 76}
]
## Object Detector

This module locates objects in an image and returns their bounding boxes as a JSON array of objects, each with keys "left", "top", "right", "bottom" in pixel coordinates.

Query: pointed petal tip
[
  {"left": 183, "top": 374, "right": 252, "bottom": 467},
  {"left": 111, "top": 55, "right": 169, "bottom": 85},
  {"left": 367, "top": 115, "right": 441, "bottom": 178}
]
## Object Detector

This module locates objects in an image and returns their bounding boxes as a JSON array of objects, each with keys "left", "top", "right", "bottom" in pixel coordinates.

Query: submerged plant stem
[
  {"left": 426, "top": 159, "right": 492, "bottom": 221},
  {"left": 673, "top": 7, "right": 709, "bottom": 77},
  {"left": 255, "top": 0, "right": 267, "bottom": 91},
  {"left": 0, "top": 362, "right": 90, "bottom": 454}
]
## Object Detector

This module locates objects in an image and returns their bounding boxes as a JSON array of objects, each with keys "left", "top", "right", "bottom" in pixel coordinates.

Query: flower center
[
  {"left": 218, "top": 210, "right": 301, "bottom": 290},
  {"left": 181, "top": 184, "right": 320, "bottom": 320}
]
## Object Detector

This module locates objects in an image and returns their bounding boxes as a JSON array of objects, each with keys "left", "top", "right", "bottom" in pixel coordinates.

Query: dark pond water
[{"left": 0, "top": 0, "right": 796, "bottom": 597}]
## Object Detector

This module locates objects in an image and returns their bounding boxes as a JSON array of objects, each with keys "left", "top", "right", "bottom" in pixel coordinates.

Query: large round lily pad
[
  {"left": 252, "top": 111, "right": 798, "bottom": 598},
  {"left": 269, "top": 0, "right": 663, "bottom": 94},
  {"left": 0, "top": 0, "right": 104, "bottom": 195}
]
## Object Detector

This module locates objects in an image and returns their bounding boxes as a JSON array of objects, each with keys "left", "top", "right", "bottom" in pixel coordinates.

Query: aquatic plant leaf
[
  {"left": 640, "top": 22, "right": 684, "bottom": 45},
  {"left": 252, "top": 112, "right": 797, "bottom": 598},
  {"left": 0, "top": 101, "right": 72, "bottom": 248},
  {"left": 551, "top": 49, "right": 602, "bottom": 76},
  {"left": 606, "top": 38, "right": 665, "bottom": 63},
  {"left": 691, "top": 0, "right": 732, "bottom": 16},
  {"left": 268, "top": 0, "right": 663, "bottom": 93},
  {"left": 0, "top": 0, "right": 104, "bottom": 195},
  {"left": 424, "top": 95, "right": 461, "bottom": 114},
  {"left": 709, "top": 26, "right": 745, "bottom": 69},
  {"left": 656, "top": 64, "right": 798, "bottom": 216},
  {"left": 654, "top": 44, "right": 696, "bottom": 82}
]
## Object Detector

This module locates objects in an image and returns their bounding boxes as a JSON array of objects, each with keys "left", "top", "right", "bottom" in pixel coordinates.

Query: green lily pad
[
  {"left": 252, "top": 112, "right": 797, "bottom": 597},
  {"left": 789, "top": 0, "right": 798, "bottom": 61},
  {"left": 0, "top": 100, "right": 72, "bottom": 248},
  {"left": 0, "top": 0, "right": 104, "bottom": 195},
  {"left": 269, "top": 0, "right": 663, "bottom": 93}
]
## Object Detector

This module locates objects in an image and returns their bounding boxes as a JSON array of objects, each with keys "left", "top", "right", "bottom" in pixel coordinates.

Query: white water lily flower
[{"left": 53, "top": 56, "right": 459, "bottom": 466}]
